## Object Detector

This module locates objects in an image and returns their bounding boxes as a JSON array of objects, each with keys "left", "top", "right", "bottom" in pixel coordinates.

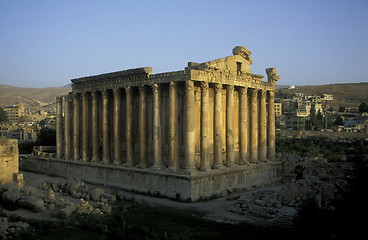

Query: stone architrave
[
  {"left": 226, "top": 85, "right": 235, "bottom": 167},
  {"left": 91, "top": 91, "right": 99, "bottom": 162},
  {"left": 152, "top": 83, "right": 162, "bottom": 170},
  {"left": 102, "top": 90, "right": 110, "bottom": 164},
  {"left": 72, "top": 93, "right": 80, "bottom": 161},
  {"left": 213, "top": 83, "right": 223, "bottom": 169},
  {"left": 113, "top": 88, "right": 121, "bottom": 165},
  {"left": 259, "top": 89, "right": 267, "bottom": 162},
  {"left": 200, "top": 82, "right": 210, "bottom": 171},
  {"left": 168, "top": 82, "right": 179, "bottom": 171}
]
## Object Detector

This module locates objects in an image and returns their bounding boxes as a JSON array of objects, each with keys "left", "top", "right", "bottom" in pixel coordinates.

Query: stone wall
[
  {"left": 0, "top": 137, "right": 19, "bottom": 184},
  {"left": 20, "top": 155, "right": 282, "bottom": 202}
]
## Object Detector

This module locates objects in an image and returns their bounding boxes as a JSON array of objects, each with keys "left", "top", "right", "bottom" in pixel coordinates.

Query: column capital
[
  {"left": 213, "top": 83, "right": 222, "bottom": 92},
  {"left": 81, "top": 92, "right": 89, "bottom": 97},
  {"left": 72, "top": 92, "right": 81, "bottom": 99},
  {"left": 113, "top": 88, "right": 121, "bottom": 95},
  {"left": 260, "top": 89, "right": 267, "bottom": 98},
  {"left": 151, "top": 83, "right": 159, "bottom": 93},
  {"left": 169, "top": 81, "right": 177, "bottom": 91},
  {"left": 101, "top": 89, "right": 109, "bottom": 96},
  {"left": 227, "top": 85, "right": 234, "bottom": 93},
  {"left": 56, "top": 96, "right": 62, "bottom": 102},
  {"left": 91, "top": 91, "right": 99, "bottom": 97},
  {"left": 250, "top": 88, "right": 258, "bottom": 97},
  {"left": 268, "top": 90, "right": 275, "bottom": 98},
  {"left": 200, "top": 81, "right": 209, "bottom": 90},
  {"left": 139, "top": 85, "right": 146, "bottom": 91},
  {"left": 238, "top": 87, "right": 247, "bottom": 95},
  {"left": 185, "top": 80, "right": 195, "bottom": 91}
]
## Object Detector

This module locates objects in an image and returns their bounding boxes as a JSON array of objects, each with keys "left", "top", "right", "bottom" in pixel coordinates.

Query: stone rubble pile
[
  {"left": 0, "top": 216, "right": 30, "bottom": 240},
  {"left": 0, "top": 178, "right": 116, "bottom": 218}
]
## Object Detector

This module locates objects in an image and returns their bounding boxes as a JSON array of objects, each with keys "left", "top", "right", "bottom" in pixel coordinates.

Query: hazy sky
[{"left": 0, "top": 0, "right": 367, "bottom": 88}]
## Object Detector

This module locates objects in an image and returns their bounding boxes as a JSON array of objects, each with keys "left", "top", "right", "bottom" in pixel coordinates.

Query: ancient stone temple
[{"left": 22, "top": 46, "right": 282, "bottom": 201}]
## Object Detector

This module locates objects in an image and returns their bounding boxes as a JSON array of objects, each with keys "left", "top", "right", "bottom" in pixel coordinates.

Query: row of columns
[{"left": 56, "top": 81, "right": 276, "bottom": 172}]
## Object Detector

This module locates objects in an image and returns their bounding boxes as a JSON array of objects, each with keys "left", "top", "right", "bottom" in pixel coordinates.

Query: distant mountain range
[
  {"left": 0, "top": 84, "right": 71, "bottom": 111},
  {"left": 0, "top": 82, "right": 367, "bottom": 111},
  {"left": 275, "top": 82, "right": 368, "bottom": 108}
]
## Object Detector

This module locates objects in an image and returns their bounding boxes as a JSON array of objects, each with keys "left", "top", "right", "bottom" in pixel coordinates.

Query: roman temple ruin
[{"left": 21, "top": 46, "right": 282, "bottom": 201}]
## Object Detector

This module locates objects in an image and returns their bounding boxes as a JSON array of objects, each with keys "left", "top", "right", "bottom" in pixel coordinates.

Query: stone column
[
  {"left": 250, "top": 89, "right": 258, "bottom": 163},
  {"left": 138, "top": 86, "right": 147, "bottom": 168},
  {"left": 64, "top": 95, "right": 72, "bottom": 160},
  {"left": 184, "top": 80, "right": 196, "bottom": 172},
  {"left": 267, "top": 90, "right": 276, "bottom": 160},
  {"left": 259, "top": 90, "right": 267, "bottom": 161},
  {"left": 56, "top": 96, "right": 63, "bottom": 159},
  {"left": 102, "top": 90, "right": 110, "bottom": 164},
  {"left": 91, "top": 91, "right": 99, "bottom": 162},
  {"left": 226, "top": 85, "right": 235, "bottom": 167},
  {"left": 73, "top": 93, "right": 80, "bottom": 161},
  {"left": 113, "top": 88, "right": 121, "bottom": 165},
  {"left": 81, "top": 92, "right": 90, "bottom": 162},
  {"left": 152, "top": 83, "right": 162, "bottom": 170},
  {"left": 239, "top": 87, "right": 248, "bottom": 164},
  {"left": 168, "top": 82, "right": 178, "bottom": 171},
  {"left": 200, "top": 82, "right": 210, "bottom": 171},
  {"left": 213, "top": 83, "right": 223, "bottom": 169},
  {"left": 125, "top": 87, "right": 134, "bottom": 167}
]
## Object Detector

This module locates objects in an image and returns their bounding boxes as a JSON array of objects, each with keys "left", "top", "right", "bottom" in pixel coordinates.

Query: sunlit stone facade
[{"left": 26, "top": 46, "right": 282, "bottom": 201}]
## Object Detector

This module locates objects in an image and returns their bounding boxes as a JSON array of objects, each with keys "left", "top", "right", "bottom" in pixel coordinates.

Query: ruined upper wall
[
  {"left": 186, "top": 46, "right": 253, "bottom": 73},
  {"left": 70, "top": 46, "right": 277, "bottom": 93},
  {"left": 0, "top": 137, "right": 19, "bottom": 184}
]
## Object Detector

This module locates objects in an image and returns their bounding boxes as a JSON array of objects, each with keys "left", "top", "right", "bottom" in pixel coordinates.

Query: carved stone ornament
[
  {"left": 266, "top": 68, "right": 280, "bottom": 83},
  {"left": 232, "top": 46, "right": 253, "bottom": 64}
]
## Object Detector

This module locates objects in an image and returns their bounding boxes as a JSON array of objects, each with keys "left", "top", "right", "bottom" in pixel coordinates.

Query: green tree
[
  {"left": 0, "top": 107, "right": 8, "bottom": 123},
  {"left": 358, "top": 102, "right": 368, "bottom": 113},
  {"left": 309, "top": 103, "right": 316, "bottom": 130},
  {"left": 334, "top": 115, "right": 344, "bottom": 126},
  {"left": 36, "top": 127, "right": 56, "bottom": 146}
]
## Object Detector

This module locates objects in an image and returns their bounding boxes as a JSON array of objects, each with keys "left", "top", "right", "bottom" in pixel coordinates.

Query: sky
[{"left": 0, "top": 0, "right": 367, "bottom": 88}]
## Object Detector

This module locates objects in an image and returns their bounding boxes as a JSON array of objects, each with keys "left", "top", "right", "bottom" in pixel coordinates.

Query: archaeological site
[{"left": 20, "top": 46, "right": 282, "bottom": 201}]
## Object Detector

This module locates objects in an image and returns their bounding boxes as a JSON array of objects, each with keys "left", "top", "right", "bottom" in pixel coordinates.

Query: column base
[{"left": 212, "top": 163, "right": 224, "bottom": 170}]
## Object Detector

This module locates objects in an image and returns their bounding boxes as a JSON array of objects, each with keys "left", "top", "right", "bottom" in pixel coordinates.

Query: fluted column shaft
[
  {"left": 64, "top": 95, "right": 72, "bottom": 160},
  {"left": 139, "top": 86, "right": 147, "bottom": 168},
  {"left": 91, "top": 91, "right": 99, "bottom": 162},
  {"left": 152, "top": 84, "right": 162, "bottom": 170},
  {"left": 259, "top": 90, "right": 267, "bottom": 161},
  {"left": 81, "top": 93, "right": 89, "bottom": 161},
  {"left": 113, "top": 88, "right": 121, "bottom": 165},
  {"left": 213, "top": 83, "right": 223, "bottom": 169},
  {"left": 226, "top": 85, "right": 235, "bottom": 167},
  {"left": 102, "top": 90, "right": 110, "bottom": 164},
  {"left": 239, "top": 87, "right": 248, "bottom": 164},
  {"left": 267, "top": 91, "right": 276, "bottom": 160},
  {"left": 169, "top": 82, "right": 178, "bottom": 171},
  {"left": 200, "top": 82, "right": 210, "bottom": 171},
  {"left": 73, "top": 93, "right": 80, "bottom": 161},
  {"left": 125, "top": 87, "right": 134, "bottom": 166},
  {"left": 56, "top": 96, "right": 63, "bottom": 159},
  {"left": 184, "top": 80, "right": 196, "bottom": 172},
  {"left": 250, "top": 89, "right": 258, "bottom": 163}
]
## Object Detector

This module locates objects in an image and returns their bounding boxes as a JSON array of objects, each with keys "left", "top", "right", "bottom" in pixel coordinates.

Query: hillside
[
  {"left": 276, "top": 82, "right": 368, "bottom": 108},
  {"left": 0, "top": 84, "right": 71, "bottom": 110}
]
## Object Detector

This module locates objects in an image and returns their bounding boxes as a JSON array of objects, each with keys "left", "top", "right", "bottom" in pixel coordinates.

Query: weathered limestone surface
[
  {"left": 0, "top": 137, "right": 19, "bottom": 185},
  {"left": 22, "top": 46, "right": 281, "bottom": 201}
]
